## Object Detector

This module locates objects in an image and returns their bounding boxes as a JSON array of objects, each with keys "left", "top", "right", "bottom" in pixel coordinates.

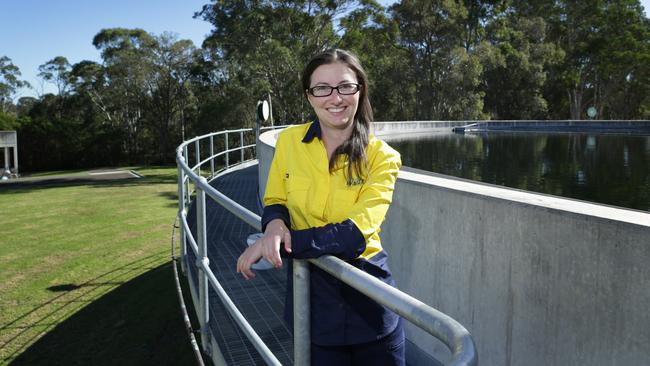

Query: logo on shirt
[{"left": 349, "top": 177, "right": 365, "bottom": 186}]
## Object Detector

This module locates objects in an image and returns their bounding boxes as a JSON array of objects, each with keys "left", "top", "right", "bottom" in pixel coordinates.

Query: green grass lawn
[{"left": 0, "top": 167, "right": 200, "bottom": 365}]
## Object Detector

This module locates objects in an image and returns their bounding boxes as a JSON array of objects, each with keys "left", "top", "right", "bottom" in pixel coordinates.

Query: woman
[{"left": 237, "top": 48, "right": 404, "bottom": 366}]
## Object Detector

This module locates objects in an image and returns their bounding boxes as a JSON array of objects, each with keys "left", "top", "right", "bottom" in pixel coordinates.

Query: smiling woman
[{"left": 237, "top": 49, "right": 406, "bottom": 366}]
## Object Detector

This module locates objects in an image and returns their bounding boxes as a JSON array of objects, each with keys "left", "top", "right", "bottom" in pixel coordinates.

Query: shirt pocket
[
  {"left": 330, "top": 188, "right": 359, "bottom": 222},
  {"left": 285, "top": 175, "right": 311, "bottom": 213}
]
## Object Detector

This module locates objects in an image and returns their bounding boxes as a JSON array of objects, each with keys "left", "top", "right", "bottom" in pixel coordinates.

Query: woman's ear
[{"left": 305, "top": 93, "right": 315, "bottom": 108}]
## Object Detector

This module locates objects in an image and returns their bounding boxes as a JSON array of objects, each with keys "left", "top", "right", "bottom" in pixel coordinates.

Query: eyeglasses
[{"left": 307, "top": 83, "right": 361, "bottom": 97}]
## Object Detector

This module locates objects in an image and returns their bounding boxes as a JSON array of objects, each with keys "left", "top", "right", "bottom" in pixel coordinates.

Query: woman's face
[{"left": 307, "top": 62, "right": 360, "bottom": 132}]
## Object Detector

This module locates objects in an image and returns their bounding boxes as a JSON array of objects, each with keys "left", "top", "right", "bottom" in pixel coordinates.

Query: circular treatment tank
[{"left": 389, "top": 131, "right": 650, "bottom": 212}]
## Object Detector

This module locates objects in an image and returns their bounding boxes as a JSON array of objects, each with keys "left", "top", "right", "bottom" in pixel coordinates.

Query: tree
[
  {"left": 92, "top": 28, "right": 157, "bottom": 162},
  {"left": 147, "top": 33, "right": 198, "bottom": 162},
  {"left": 0, "top": 56, "right": 30, "bottom": 112},
  {"left": 392, "top": 0, "right": 486, "bottom": 120},
  {"left": 38, "top": 56, "right": 73, "bottom": 96},
  {"left": 481, "top": 13, "right": 563, "bottom": 119},
  {"left": 591, "top": 0, "right": 650, "bottom": 119},
  {"left": 69, "top": 60, "right": 111, "bottom": 122},
  {"left": 524, "top": 0, "right": 650, "bottom": 119}
]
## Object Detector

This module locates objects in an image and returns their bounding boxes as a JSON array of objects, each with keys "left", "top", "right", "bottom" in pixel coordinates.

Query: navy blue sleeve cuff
[
  {"left": 261, "top": 204, "right": 291, "bottom": 232},
  {"left": 289, "top": 219, "right": 366, "bottom": 260}
]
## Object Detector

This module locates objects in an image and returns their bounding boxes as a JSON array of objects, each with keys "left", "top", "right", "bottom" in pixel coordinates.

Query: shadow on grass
[
  {"left": 2, "top": 253, "right": 165, "bottom": 352},
  {"left": 7, "top": 260, "right": 202, "bottom": 366}
]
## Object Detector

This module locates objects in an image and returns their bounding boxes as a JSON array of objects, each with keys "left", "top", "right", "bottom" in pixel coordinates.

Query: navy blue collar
[{"left": 302, "top": 118, "right": 322, "bottom": 143}]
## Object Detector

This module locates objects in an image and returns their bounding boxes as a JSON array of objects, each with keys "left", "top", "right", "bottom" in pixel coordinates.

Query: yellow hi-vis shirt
[{"left": 263, "top": 121, "right": 401, "bottom": 261}]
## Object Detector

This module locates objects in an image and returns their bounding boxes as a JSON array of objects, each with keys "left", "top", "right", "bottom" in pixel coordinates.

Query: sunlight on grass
[{"left": 0, "top": 166, "right": 195, "bottom": 365}]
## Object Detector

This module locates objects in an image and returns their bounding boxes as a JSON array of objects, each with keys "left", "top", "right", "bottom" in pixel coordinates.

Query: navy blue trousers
[{"left": 310, "top": 322, "right": 405, "bottom": 366}]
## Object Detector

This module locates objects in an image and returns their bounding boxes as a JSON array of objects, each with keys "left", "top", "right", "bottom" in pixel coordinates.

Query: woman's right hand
[
  {"left": 236, "top": 219, "right": 291, "bottom": 280},
  {"left": 259, "top": 218, "right": 292, "bottom": 268}
]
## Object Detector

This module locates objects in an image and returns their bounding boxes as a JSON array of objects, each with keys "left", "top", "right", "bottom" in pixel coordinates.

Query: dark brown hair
[{"left": 301, "top": 48, "right": 372, "bottom": 185}]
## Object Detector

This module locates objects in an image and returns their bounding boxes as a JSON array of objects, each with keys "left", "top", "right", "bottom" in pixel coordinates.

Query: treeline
[{"left": 1, "top": 0, "right": 650, "bottom": 171}]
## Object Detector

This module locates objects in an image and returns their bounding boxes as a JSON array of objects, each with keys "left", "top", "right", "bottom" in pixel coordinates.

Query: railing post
[
  {"left": 293, "top": 259, "right": 310, "bottom": 366},
  {"left": 184, "top": 146, "right": 191, "bottom": 205},
  {"left": 225, "top": 133, "right": 229, "bottom": 168},
  {"left": 177, "top": 160, "right": 187, "bottom": 273},
  {"left": 209, "top": 135, "right": 215, "bottom": 177},
  {"left": 240, "top": 130, "right": 244, "bottom": 163},
  {"left": 196, "top": 177, "right": 211, "bottom": 354},
  {"left": 195, "top": 140, "right": 201, "bottom": 177}
]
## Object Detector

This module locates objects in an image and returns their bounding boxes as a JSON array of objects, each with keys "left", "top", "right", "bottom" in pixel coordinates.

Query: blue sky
[
  {"left": 1, "top": 0, "right": 212, "bottom": 98},
  {"left": 1, "top": 0, "right": 648, "bottom": 99}
]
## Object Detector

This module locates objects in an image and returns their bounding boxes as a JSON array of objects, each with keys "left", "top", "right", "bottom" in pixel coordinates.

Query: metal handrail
[{"left": 175, "top": 126, "right": 478, "bottom": 366}]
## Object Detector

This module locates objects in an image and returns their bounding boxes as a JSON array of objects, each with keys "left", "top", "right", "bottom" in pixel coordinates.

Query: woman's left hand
[{"left": 236, "top": 241, "right": 264, "bottom": 280}]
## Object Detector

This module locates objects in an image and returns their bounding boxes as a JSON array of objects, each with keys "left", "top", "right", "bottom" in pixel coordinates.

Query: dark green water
[{"left": 390, "top": 132, "right": 650, "bottom": 212}]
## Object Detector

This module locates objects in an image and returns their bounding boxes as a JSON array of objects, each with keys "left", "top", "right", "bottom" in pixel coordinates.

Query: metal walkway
[{"left": 186, "top": 164, "right": 293, "bottom": 365}]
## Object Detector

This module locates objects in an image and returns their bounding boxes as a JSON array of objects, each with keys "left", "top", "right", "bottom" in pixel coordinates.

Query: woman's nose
[{"left": 329, "top": 90, "right": 343, "bottom": 102}]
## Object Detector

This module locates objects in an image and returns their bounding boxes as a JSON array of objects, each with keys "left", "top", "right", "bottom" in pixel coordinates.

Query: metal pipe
[
  {"left": 195, "top": 140, "right": 201, "bottom": 177},
  {"left": 209, "top": 135, "right": 215, "bottom": 177},
  {"left": 171, "top": 216, "right": 206, "bottom": 366},
  {"left": 225, "top": 133, "right": 229, "bottom": 168},
  {"left": 179, "top": 213, "right": 199, "bottom": 254},
  {"left": 293, "top": 260, "right": 311, "bottom": 366},
  {"left": 310, "top": 256, "right": 478, "bottom": 366},
  {"left": 196, "top": 181, "right": 210, "bottom": 352},
  {"left": 240, "top": 131, "right": 244, "bottom": 163},
  {"left": 177, "top": 160, "right": 187, "bottom": 273},
  {"left": 182, "top": 166, "right": 262, "bottom": 231},
  {"left": 184, "top": 145, "right": 191, "bottom": 205},
  {"left": 199, "top": 260, "right": 282, "bottom": 366}
]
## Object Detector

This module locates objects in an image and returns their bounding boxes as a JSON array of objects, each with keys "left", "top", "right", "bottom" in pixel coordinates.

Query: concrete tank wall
[
  {"left": 257, "top": 122, "right": 650, "bottom": 365},
  {"left": 382, "top": 169, "right": 650, "bottom": 365}
]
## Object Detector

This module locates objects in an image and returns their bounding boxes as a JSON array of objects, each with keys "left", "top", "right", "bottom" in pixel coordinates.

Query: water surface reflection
[{"left": 389, "top": 132, "right": 650, "bottom": 212}]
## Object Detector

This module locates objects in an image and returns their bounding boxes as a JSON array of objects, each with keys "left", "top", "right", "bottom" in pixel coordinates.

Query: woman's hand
[
  {"left": 236, "top": 241, "right": 263, "bottom": 280},
  {"left": 236, "top": 219, "right": 292, "bottom": 280},
  {"left": 260, "top": 219, "right": 292, "bottom": 268}
]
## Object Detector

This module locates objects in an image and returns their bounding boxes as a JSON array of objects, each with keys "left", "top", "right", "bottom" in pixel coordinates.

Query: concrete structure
[
  {"left": 257, "top": 121, "right": 650, "bottom": 366},
  {"left": 453, "top": 119, "right": 650, "bottom": 134},
  {"left": 0, "top": 130, "right": 18, "bottom": 178}
]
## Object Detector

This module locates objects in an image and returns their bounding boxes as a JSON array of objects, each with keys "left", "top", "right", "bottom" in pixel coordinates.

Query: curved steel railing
[{"left": 175, "top": 126, "right": 478, "bottom": 366}]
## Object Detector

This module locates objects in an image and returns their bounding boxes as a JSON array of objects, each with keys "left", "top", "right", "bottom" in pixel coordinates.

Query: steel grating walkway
[{"left": 186, "top": 164, "right": 294, "bottom": 365}]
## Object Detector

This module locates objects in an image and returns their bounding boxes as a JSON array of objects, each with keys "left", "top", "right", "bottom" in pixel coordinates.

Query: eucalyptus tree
[
  {"left": 547, "top": 1, "right": 606, "bottom": 119},
  {"left": 0, "top": 55, "right": 30, "bottom": 113},
  {"left": 37, "top": 56, "right": 75, "bottom": 119},
  {"left": 533, "top": 0, "right": 650, "bottom": 119},
  {"left": 481, "top": 12, "right": 563, "bottom": 119},
  {"left": 589, "top": 0, "right": 650, "bottom": 119},
  {"left": 92, "top": 28, "right": 157, "bottom": 161},
  {"left": 69, "top": 60, "right": 112, "bottom": 122},
  {"left": 38, "top": 56, "right": 73, "bottom": 96},
  {"left": 461, "top": 0, "right": 504, "bottom": 51},
  {"left": 391, "top": 0, "right": 486, "bottom": 120},
  {"left": 147, "top": 33, "right": 198, "bottom": 162}
]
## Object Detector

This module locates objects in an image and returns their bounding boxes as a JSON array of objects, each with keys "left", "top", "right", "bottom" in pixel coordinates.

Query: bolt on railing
[{"left": 176, "top": 126, "right": 478, "bottom": 366}]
